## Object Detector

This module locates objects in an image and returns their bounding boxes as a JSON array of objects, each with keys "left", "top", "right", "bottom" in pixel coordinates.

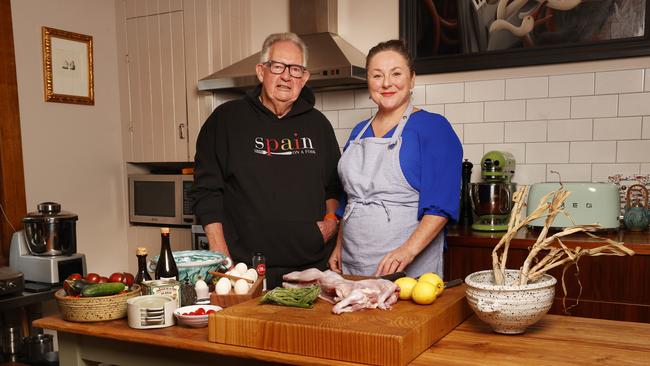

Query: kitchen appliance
[
  {"left": 9, "top": 230, "right": 86, "bottom": 284},
  {"left": 470, "top": 151, "right": 517, "bottom": 232},
  {"left": 127, "top": 295, "right": 176, "bottom": 329},
  {"left": 526, "top": 182, "right": 621, "bottom": 230},
  {"left": 198, "top": 0, "right": 367, "bottom": 92},
  {"left": 0, "top": 267, "right": 24, "bottom": 297},
  {"left": 191, "top": 224, "right": 208, "bottom": 250},
  {"left": 128, "top": 174, "right": 194, "bottom": 226},
  {"left": 23, "top": 202, "right": 77, "bottom": 256}
]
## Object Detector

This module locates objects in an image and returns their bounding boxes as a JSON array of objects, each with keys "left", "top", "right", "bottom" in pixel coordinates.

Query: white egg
[
  {"left": 233, "top": 279, "right": 250, "bottom": 295},
  {"left": 243, "top": 268, "right": 258, "bottom": 283},
  {"left": 234, "top": 262, "right": 248, "bottom": 273},
  {"left": 215, "top": 277, "right": 231, "bottom": 295}
]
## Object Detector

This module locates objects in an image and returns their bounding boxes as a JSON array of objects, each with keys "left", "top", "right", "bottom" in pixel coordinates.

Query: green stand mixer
[{"left": 470, "top": 151, "right": 517, "bottom": 231}]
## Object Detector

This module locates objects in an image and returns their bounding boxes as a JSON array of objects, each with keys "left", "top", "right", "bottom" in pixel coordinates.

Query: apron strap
[{"left": 343, "top": 200, "right": 392, "bottom": 222}]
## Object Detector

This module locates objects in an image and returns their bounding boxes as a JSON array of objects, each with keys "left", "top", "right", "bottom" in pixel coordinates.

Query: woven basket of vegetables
[{"left": 55, "top": 284, "right": 141, "bottom": 322}]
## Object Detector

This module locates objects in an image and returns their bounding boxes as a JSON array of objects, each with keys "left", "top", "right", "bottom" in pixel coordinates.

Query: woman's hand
[
  {"left": 328, "top": 226, "right": 344, "bottom": 273},
  {"left": 374, "top": 246, "right": 417, "bottom": 277},
  {"left": 317, "top": 219, "right": 338, "bottom": 242}
]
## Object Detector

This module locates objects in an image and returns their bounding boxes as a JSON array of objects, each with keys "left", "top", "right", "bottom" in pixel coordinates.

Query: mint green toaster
[{"left": 526, "top": 183, "right": 621, "bottom": 230}]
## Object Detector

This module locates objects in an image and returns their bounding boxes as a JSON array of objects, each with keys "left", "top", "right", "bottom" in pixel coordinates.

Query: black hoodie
[{"left": 193, "top": 85, "right": 342, "bottom": 270}]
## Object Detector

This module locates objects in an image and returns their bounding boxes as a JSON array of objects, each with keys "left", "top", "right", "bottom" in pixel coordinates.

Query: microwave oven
[{"left": 128, "top": 174, "right": 194, "bottom": 226}]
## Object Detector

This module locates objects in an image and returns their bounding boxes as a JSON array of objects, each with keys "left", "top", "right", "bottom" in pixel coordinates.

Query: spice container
[{"left": 141, "top": 279, "right": 181, "bottom": 307}]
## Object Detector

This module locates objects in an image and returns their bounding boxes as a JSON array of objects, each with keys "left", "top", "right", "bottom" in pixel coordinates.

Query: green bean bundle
[{"left": 260, "top": 285, "right": 321, "bottom": 308}]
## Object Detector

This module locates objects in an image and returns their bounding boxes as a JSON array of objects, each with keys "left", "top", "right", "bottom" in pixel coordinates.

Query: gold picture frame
[{"left": 42, "top": 26, "right": 94, "bottom": 105}]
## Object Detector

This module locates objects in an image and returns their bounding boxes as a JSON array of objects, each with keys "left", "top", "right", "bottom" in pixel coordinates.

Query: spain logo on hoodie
[{"left": 254, "top": 132, "right": 316, "bottom": 156}]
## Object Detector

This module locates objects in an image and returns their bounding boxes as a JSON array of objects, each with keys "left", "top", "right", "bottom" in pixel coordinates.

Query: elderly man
[{"left": 193, "top": 32, "right": 342, "bottom": 289}]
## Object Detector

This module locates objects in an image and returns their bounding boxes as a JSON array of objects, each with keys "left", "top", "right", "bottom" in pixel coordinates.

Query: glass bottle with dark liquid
[
  {"left": 135, "top": 247, "right": 152, "bottom": 284},
  {"left": 155, "top": 227, "right": 179, "bottom": 280}
]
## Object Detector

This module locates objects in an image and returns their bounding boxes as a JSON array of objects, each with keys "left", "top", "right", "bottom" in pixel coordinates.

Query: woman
[{"left": 328, "top": 40, "right": 462, "bottom": 278}]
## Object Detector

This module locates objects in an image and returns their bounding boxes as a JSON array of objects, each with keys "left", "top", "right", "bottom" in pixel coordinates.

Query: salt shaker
[{"left": 194, "top": 277, "right": 210, "bottom": 305}]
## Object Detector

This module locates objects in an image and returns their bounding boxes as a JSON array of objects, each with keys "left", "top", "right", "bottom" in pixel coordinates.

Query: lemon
[
  {"left": 411, "top": 281, "right": 437, "bottom": 305},
  {"left": 418, "top": 272, "right": 444, "bottom": 296},
  {"left": 394, "top": 277, "right": 418, "bottom": 300}
]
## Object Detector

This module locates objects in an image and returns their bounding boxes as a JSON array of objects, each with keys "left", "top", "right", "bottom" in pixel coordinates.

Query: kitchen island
[
  {"left": 33, "top": 312, "right": 650, "bottom": 365},
  {"left": 445, "top": 227, "right": 650, "bottom": 322}
]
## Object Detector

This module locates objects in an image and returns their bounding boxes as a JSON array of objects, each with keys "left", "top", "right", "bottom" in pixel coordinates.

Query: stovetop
[{"left": 0, "top": 266, "right": 24, "bottom": 296}]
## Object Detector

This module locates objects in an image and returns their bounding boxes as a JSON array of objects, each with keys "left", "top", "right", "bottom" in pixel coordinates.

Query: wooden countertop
[
  {"left": 448, "top": 226, "right": 650, "bottom": 255},
  {"left": 33, "top": 314, "right": 650, "bottom": 365}
]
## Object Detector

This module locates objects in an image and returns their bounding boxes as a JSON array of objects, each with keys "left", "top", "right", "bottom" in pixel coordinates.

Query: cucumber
[{"left": 81, "top": 282, "right": 126, "bottom": 297}]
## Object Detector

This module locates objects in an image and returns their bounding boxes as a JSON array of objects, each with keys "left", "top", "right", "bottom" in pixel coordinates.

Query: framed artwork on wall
[
  {"left": 42, "top": 26, "right": 94, "bottom": 105},
  {"left": 400, "top": 0, "right": 650, "bottom": 75}
]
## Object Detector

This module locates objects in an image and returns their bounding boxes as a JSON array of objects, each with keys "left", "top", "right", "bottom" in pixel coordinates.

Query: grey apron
[{"left": 338, "top": 105, "right": 444, "bottom": 278}]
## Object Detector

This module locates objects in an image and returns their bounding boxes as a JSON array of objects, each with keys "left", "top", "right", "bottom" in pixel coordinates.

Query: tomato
[
  {"left": 85, "top": 273, "right": 100, "bottom": 283},
  {"left": 121, "top": 272, "right": 134, "bottom": 287},
  {"left": 108, "top": 272, "right": 124, "bottom": 283},
  {"left": 98, "top": 276, "right": 109, "bottom": 283},
  {"left": 67, "top": 273, "right": 82, "bottom": 281},
  {"left": 195, "top": 307, "right": 205, "bottom": 315},
  {"left": 206, "top": 310, "right": 216, "bottom": 314}
]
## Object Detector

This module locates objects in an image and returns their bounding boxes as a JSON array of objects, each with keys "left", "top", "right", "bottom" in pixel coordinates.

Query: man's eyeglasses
[{"left": 263, "top": 60, "right": 307, "bottom": 78}]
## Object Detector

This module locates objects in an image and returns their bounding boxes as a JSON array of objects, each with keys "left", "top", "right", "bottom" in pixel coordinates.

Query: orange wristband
[{"left": 323, "top": 213, "right": 338, "bottom": 222}]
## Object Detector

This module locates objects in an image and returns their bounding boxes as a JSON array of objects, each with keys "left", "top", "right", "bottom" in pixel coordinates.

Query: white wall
[{"left": 11, "top": 0, "right": 129, "bottom": 275}]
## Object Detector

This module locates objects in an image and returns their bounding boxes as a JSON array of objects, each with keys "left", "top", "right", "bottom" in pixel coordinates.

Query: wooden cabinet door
[{"left": 125, "top": 11, "right": 189, "bottom": 162}]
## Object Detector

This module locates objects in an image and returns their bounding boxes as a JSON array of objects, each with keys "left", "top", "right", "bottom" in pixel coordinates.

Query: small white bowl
[{"left": 173, "top": 304, "right": 222, "bottom": 328}]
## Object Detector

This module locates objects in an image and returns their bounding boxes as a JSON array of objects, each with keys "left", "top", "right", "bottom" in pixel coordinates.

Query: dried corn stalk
[{"left": 491, "top": 186, "right": 635, "bottom": 287}]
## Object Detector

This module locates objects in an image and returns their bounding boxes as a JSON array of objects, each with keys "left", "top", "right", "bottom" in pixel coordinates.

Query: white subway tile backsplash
[
  {"left": 444, "top": 102, "right": 483, "bottom": 123},
  {"left": 570, "top": 141, "right": 616, "bottom": 163},
  {"left": 485, "top": 100, "right": 526, "bottom": 122},
  {"left": 618, "top": 140, "right": 650, "bottom": 162},
  {"left": 549, "top": 73, "right": 594, "bottom": 97},
  {"left": 484, "top": 143, "right": 525, "bottom": 164},
  {"left": 465, "top": 80, "right": 504, "bottom": 102},
  {"left": 548, "top": 119, "right": 592, "bottom": 141},
  {"left": 526, "top": 98, "right": 570, "bottom": 120},
  {"left": 593, "top": 117, "right": 642, "bottom": 140},
  {"left": 505, "top": 120, "right": 547, "bottom": 142},
  {"left": 592, "top": 164, "right": 640, "bottom": 182},
  {"left": 526, "top": 142, "right": 569, "bottom": 163},
  {"left": 328, "top": 67, "right": 650, "bottom": 186},
  {"left": 353, "top": 89, "right": 375, "bottom": 109},
  {"left": 322, "top": 90, "right": 354, "bottom": 110},
  {"left": 506, "top": 77, "right": 548, "bottom": 100},
  {"left": 322, "top": 110, "right": 339, "bottom": 128},
  {"left": 426, "top": 83, "right": 464, "bottom": 104},
  {"left": 546, "top": 164, "right": 591, "bottom": 182},
  {"left": 571, "top": 95, "right": 618, "bottom": 118},
  {"left": 419, "top": 104, "right": 445, "bottom": 115},
  {"left": 619, "top": 92, "right": 650, "bottom": 116},
  {"left": 641, "top": 163, "right": 650, "bottom": 175},
  {"left": 464, "top": 123, "right": 504, "bottom": 143},
  {"left": 334, "top": 128, "right": 352, "bottom": 148},
  {"left": 595, "top": 69, "right": 644, "bottom": 94},
  {"left": 314, "top": 92, "right": 323, "bottom": 110},
  {"left": 411, "top": 85, "right": 426, "bottom": 105},
  {"left": 513, "top": 164, "right": 547, "bottom": 185},
  {"left": 338, "top": 109, "right": 372, "bottom": 129},
  {"left": 451, "top": 124, "right": 463, "bottom": 142},
  {"left": 643, "top": 116, "right": 650, "bottom": 139}
]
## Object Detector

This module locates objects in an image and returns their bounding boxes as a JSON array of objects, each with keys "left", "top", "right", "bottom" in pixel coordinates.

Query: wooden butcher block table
[{"left": 208, "top": 284, "right": 471, "bottom": 366}]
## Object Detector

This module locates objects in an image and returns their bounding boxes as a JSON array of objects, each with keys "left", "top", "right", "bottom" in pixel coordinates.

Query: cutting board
[{"left": 208, "top": 284, "right": 471, "bottom": 366}]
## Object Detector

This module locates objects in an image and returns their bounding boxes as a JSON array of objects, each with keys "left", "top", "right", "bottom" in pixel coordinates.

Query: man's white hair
[{"left": 259, "top": 32, "right": 308, "bottom": 66}]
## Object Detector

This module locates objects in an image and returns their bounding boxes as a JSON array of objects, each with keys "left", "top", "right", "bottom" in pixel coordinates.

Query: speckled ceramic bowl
[
  {"left": 465, "top": 270, "right": 556, "bottom": 334},
  {"left": 55, "top": 284, "right": 141, "bottom": 322},
  {"left": 149, "top": 250, "right": 232, "bottom": 284}
]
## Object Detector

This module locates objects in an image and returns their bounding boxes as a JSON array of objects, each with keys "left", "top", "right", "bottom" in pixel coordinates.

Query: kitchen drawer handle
[{"left": 179, "top": 123, "right": 185, "bottom": 139}]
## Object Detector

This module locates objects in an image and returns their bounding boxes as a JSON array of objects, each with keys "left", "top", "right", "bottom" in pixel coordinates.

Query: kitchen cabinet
[
  {"left": 120, "top": 1, "right": 189, "bottom": 162},
  {"left": 444, "top": 227, "right": 650, "bottom": 323}
]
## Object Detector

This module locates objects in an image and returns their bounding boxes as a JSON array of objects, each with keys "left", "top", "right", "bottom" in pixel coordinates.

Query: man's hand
[{"left": 316, "top": 219, "right": 338, "bottom": 242}]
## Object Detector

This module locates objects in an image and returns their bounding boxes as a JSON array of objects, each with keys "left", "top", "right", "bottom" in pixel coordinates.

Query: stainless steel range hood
[{"left": 198, "top": 0, "right": 367, "bottom": 92}]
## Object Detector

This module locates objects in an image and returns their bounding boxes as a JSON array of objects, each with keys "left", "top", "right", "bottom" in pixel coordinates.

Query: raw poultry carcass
[{"left": 282, "top": 269, "right": 400, "bottom": 314}]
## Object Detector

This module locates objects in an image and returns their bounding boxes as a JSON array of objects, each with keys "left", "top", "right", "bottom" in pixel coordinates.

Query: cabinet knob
[{"left": 179, "top": 123, "right": 185, "bottom": 139}]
